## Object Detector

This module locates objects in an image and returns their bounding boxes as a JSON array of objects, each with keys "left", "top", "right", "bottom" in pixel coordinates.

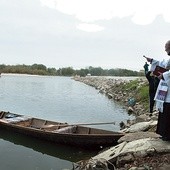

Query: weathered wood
[
  {"left": 42, "top": 121, "right": 115, "bottom": 128},
  {"left": 0, "top": 111, "right": 124, "bottom": 149}
]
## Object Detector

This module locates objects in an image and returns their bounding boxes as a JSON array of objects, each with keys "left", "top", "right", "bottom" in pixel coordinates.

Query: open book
[{"left": 153, "top": 65, "right": 168, "bottom": 76}]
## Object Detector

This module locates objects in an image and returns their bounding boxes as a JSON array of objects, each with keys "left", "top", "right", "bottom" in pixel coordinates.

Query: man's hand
[
  {"left": 157, "top": 72, "right": 163, "bottom": 79},
  {"left": 143, "top": 55, "right": 152, "bottom": 62}
]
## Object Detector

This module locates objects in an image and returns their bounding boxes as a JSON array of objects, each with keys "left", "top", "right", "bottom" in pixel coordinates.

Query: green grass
[
  {"left": 137, "top": 85, "right": 149, "bottom": 110},
  {"left": 122, "top": 79, "right": 139, "bottom": 91},
  {"left": 122, "top": 79, "right": 149, "bottom": 111}
]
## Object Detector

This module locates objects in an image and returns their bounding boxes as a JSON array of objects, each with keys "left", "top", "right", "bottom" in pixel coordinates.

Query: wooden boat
[{"left": 0, "top": 111, "right": 124, "bottom": 149}]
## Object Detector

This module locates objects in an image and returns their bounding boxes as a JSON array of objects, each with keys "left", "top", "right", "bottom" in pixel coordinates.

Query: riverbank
[
  {"left": 72, "top": 76, "right": 170, "bottom": 170},
  {"left": 73, "top": 76, "right": 148, "bottom": 115}
]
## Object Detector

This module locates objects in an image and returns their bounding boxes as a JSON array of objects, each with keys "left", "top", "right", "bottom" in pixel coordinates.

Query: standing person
[
  {"left": 143, "top": 62, "right": 149, "bottom": 75},
  {"left": 144, "top": 40, "right": 170, "bottom": 141},
  {"left": 145, "top": 71, "right": 160, "bottom": 113}
]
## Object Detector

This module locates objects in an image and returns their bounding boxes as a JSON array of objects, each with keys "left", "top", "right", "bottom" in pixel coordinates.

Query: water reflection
[
  {"left": 0, "top": 129, "right": 98, "bottom": 163},
  {"left": 0, "top": 75, "right": 134, "bottom": 169}
]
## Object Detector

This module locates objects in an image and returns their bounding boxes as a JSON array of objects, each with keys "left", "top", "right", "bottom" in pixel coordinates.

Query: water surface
[{"left": 0, "top": 74, "right": 134, "bottom": 170}]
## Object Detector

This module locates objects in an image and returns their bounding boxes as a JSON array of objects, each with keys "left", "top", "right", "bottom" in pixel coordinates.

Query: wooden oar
[{"left": 42, "top": 121, "right": 115, "bottom": 129}]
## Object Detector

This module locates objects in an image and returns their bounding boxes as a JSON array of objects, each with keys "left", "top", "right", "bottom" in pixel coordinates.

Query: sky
[{"left": 1, "top": 0, "right": 170, "bottom": 71}]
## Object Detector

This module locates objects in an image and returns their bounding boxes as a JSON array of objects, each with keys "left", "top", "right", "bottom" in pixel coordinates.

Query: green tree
[
  {"left": 47, "top": 68, "right": 57, "bottom": 75},
  {"left": 31, "top": 64, "right": 47, "bottom": 70},
  {"left": 60, "top": 67, "right": 74, "bottom": 76},
  {"left": 89, "top": 67, "right": 103, "bottom": 76}
]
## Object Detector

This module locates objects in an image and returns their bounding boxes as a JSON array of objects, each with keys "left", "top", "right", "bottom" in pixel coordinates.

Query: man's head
[{"left": 165, "top": 40, "right": 170, "bottom": 55}]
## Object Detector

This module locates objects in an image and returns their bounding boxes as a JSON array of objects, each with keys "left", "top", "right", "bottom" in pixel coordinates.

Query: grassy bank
[
  {"left": 74, "top": 76, "right": 150, "bottom": 114},
  {"left": 121, "top": 78, "right": 149, "bottom": 112}
]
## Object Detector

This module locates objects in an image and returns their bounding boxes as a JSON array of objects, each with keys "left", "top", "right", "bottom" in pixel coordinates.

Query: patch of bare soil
[{"left": 117, "top": 153, "right": 170, "bottom": 170}]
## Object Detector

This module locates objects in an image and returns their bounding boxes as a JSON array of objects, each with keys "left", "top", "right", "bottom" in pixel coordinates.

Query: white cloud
[
  {"left": 40, "top": 0, "right": 170, "bottom": 28},
  {"left": 1, "top": 0, "right": 170, "bottom": 71},
  {"left": 77, "top": 23, "right": 104, "bottom": 32}
]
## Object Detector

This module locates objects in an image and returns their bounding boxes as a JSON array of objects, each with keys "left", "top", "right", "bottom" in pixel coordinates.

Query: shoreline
[
  {"left": 73, "top": 76, "right": 146, "bottom": 115},
  {"left": 72, "top": 76, "right": 170, "bottom": 170}
]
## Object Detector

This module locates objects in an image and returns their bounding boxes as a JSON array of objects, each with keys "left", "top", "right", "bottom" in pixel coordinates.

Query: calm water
[{"left": 0, "top": 74, "right": 134, "bottom": 170}]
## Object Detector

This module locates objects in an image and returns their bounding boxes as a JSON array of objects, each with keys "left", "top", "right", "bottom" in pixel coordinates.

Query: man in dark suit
[{"left": 145, "top": 71, "right": 160, "bottom": 113}]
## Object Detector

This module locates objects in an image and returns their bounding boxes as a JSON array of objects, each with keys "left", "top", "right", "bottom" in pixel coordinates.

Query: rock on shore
[
  {"left": 73, "top": 76, "right": 146, "bottom": 115},
  {"left": 72, "top": 76, "right": 170, "bottom": 170}
]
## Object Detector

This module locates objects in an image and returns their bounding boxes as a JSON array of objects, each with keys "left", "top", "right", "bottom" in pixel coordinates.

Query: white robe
[{"left": 151, "top": 59, "right": 170, "bottom": 112}]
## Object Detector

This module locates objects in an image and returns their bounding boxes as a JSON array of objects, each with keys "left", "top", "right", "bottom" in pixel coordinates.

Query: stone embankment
[
  {"left": 72, "top": 76, "right": 170, "bottom": 170},
  {"left": 73, "top": 76, "right": 146, "bottom": 115}
]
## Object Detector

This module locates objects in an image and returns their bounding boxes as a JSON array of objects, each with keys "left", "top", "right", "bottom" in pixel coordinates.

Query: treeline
[
  {"left": 0, "top": 64, "right": 144, "bottom": 76},
  {"left": 0, "top": 64, "right": 57, "bottom": 76}
]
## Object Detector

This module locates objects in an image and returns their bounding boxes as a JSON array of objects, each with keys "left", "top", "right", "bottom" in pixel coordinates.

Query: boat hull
[{"left": 0, "top": 111, "right": 124, "bottom": 149}]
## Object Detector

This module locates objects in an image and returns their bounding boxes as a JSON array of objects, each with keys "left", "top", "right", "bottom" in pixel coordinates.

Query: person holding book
[{"left": 144, "top": 40, "right": 170, "bottom": 141}]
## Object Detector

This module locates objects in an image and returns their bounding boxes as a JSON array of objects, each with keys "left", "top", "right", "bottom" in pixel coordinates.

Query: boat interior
[{"left": 0, "top": 111, "right": 117, "bottom": 135}]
